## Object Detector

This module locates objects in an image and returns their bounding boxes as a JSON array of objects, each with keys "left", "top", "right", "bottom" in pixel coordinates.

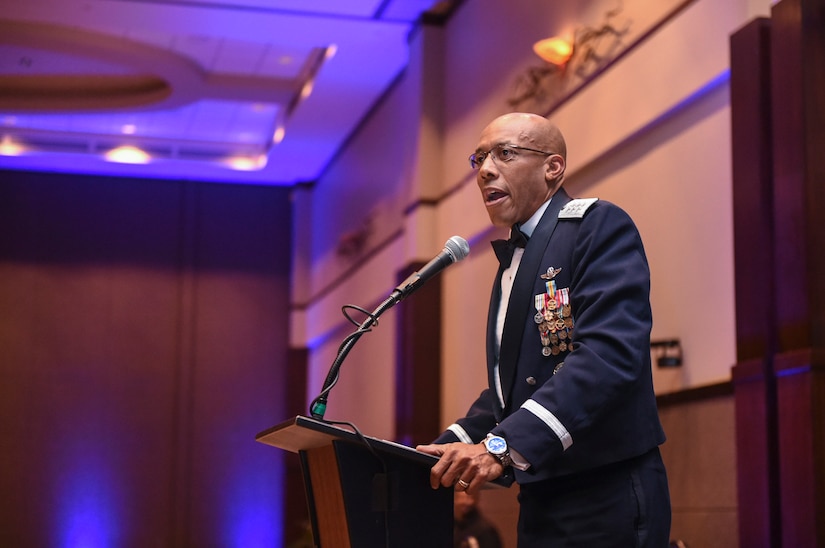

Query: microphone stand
[{"left": 309, "top": 291, "right": 402, "bottom": 420}]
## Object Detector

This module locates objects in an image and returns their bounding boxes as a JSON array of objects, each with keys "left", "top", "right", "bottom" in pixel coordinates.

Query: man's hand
[{"left": 416, "top": 441, "right": 503, "bottom": 495}]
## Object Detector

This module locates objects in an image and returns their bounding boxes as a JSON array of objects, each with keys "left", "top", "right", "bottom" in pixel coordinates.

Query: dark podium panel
[{"left": 256, "top": 415, "right": 453, "bottom": 548}]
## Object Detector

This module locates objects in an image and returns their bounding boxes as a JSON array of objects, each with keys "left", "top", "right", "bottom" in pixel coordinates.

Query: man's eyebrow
[{"left": 475, "top": 142, "right": 512, "bottom": 153}]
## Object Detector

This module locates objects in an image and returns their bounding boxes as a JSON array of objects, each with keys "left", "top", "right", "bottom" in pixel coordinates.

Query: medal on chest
[{"left": 534, "top": 266, "right": 574, "bottom": 358}]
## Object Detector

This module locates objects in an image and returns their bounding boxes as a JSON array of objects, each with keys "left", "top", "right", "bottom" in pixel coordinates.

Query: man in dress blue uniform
[{"left": 417, "top": 113, "right": 671, "bottom": 547}]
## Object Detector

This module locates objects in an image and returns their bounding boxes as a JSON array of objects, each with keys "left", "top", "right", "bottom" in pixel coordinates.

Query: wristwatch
[{"left": 484, "top": 433, "right": 513, "bottom": 468}]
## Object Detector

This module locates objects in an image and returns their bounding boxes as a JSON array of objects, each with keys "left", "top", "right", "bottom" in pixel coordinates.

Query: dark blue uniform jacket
[{"left": 435, "top": 187, "right": 666, "bottom": 485}]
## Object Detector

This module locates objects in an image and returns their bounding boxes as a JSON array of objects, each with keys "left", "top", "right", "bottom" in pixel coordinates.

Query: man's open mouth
[{"left": 485, "top": 188, "right": 508, "bottom": 204}]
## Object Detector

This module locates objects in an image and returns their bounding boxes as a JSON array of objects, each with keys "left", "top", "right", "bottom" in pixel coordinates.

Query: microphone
[{"left": 392, "top": 236, "right": 470, "bottom": 301}]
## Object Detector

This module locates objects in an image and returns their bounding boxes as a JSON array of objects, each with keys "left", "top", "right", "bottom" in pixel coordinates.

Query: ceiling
[{"left": 0, "top": 0, "right": 456, "bottom": 185}]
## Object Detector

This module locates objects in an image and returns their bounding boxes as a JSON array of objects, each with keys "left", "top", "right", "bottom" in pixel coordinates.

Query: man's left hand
[{"left": 416, "top": 441, "right": 503, "bottom": 495}]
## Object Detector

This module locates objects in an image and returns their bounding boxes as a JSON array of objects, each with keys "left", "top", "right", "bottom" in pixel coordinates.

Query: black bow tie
[{"left": 491, "top": 226, "right": 528, "bottom": 267}]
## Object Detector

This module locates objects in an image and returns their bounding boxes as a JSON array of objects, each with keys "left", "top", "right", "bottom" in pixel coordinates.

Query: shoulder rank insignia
[{"left": 558, "top": 198, "right": 599, "bottom": 219}]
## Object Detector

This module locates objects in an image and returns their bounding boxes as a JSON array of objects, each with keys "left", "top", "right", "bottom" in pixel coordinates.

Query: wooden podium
[{"left": 256, "top": 415, "right": 453, "bottom": 547}]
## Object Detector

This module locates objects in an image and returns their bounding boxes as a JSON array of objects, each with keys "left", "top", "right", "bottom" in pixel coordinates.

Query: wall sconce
[
  {"left": 650, "top": 339, "right": 682, "bottom": 367},
  {"left": 532, "top": 37, "right": 574, "bottom": 66},
  {"left": 510, "top": 4, "right": 630, "bottom": 112},
  {"left": 336, "top": 213, "right": 374, "bottom": 259}
]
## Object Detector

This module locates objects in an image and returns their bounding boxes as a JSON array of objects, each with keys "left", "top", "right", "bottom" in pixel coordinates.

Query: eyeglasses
[{"left": 469, "top": 143, "right": 555, "bottom": 170}]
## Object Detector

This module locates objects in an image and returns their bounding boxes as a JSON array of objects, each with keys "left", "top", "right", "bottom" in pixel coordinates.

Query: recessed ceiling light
[
  {"left": 0, "top": 135, "right": 26, "bottom": 156},
  {"left": 225, "top": 154, "right": 267, "bottom": 171},
  {"left": 105, "top": 145, "right": 150, "bottom": 164},
  {"left": 300, "top": 80, "right": 314, "bottom": 100},
  {"left": 272, "top": 125, "right": 285, "bottom": 144}
]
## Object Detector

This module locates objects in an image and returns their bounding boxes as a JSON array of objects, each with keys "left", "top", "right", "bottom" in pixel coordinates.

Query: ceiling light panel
[
  {"left": 181, "top": 0, "right": 388, "bottom": 18},
  {"left": 0, "top": 0, "right": 445, "bottom": 183}
]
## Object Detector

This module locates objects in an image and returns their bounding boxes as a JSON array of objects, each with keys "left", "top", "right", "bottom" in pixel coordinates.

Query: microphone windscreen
[{"left": 444, "top": 236, "right": 470, "bottom": 263}]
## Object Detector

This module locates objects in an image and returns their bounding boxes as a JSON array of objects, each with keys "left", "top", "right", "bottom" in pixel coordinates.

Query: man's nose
[{"left": 478, "top": 154, "right": 497, "bottom": 178}]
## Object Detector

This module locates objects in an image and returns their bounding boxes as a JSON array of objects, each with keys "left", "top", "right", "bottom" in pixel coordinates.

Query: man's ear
[{"left": 545, "top": 154, "right": 565, "bottom": 182}]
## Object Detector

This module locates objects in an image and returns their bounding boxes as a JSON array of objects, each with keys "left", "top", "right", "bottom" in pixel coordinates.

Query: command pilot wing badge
[{"left": 540, "top": 266, "right": 562, "bottom": 280}]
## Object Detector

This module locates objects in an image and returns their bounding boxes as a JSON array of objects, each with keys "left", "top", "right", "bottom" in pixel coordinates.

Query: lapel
[
  {"left": 486, "top": 269, "right": 503, "bottom": 396},
  {"left": 496, "top": 188, "right": 572, "bottom": 409}
]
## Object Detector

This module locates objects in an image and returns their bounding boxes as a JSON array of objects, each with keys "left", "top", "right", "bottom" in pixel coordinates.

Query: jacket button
[{"left": 526, "top": 376, "right": 537, "bottom": 385}]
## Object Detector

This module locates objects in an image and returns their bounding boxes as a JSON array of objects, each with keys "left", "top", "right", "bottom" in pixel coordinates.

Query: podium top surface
[
  {"left": 255, "top": 415, "right": 439, "bottom": 467},
  {"left": 256, "top": 415, "right": 509, "bottom": 488}
]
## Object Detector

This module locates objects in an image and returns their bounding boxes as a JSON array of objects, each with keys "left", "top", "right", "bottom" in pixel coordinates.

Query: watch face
[{"left": 486, "top": 436, "right": 507, "bottom": 455}]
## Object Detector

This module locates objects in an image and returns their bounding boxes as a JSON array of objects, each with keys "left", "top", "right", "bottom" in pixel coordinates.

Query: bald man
[{"left": 418, "top": 113, "right": 671, "bottom": 547}]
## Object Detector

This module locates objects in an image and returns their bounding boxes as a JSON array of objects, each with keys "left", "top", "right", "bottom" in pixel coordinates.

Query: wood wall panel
[
  {"left": 771, "top": 0, "right": 809, "bottom": 354},
  {"left": 394, "top": 261, "right": 442, "bottom": 447},
  {"left": 658, "top": 389, "right": 738, "bottom": 548},
  {"left": 774, "top": 351, "right": 825, "bottom": 547},
  {"left": 0, "top": 171, "right": 292, "bottom": 546},
  {"left": 283, "top": 347, "right": 311, "bottom": 547},
  {"left": 770, "top": 0, "right": 825, "bottom": 545},
  {"left": 729, "top": 17, "right": 781, "bottom": 547},
  {"left": 730, "top": 0, "right": 825, "bottom": 545}
]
